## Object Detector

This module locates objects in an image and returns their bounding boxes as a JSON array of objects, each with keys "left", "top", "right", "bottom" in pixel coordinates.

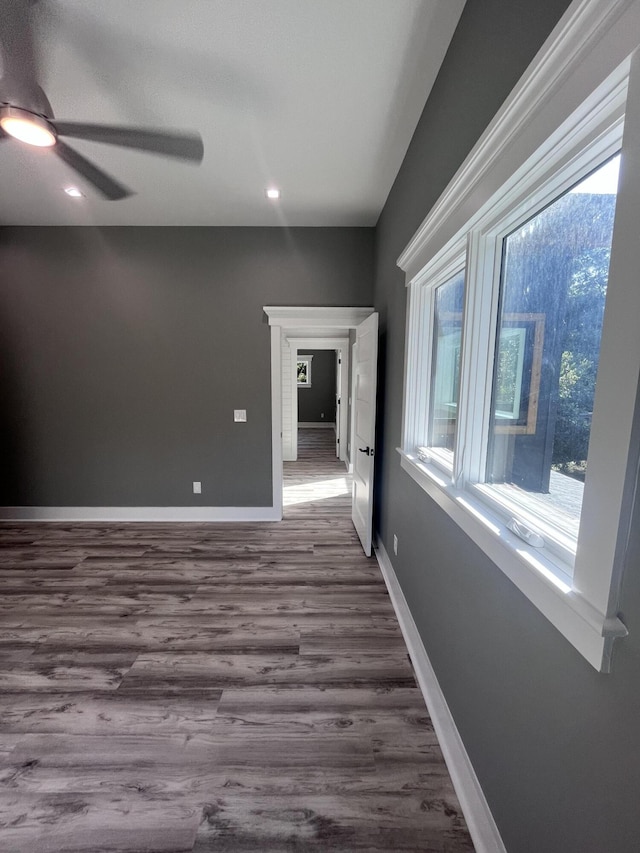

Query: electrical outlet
[
  {"left": 393, "top": 534, "right": 398, "bottom": 556},
  {"left": 320, "top": 412, "right": 324, "bottom": 419},
  {"left": 193, "top": 481, "right": 202, "bottom": 494}
]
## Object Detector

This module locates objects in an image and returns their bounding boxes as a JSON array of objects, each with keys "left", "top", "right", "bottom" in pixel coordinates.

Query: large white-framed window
[
  {"left": 468, "top": 152, "right": 620, "bottom": 573},
  {"left": 398, "top": 0, "right": 640, "bottom": 671}
]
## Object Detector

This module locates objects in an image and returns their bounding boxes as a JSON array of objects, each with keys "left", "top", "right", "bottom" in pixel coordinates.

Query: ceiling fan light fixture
[
  {"left": 265, "top": 187, "right": 281, "bottom": 200},
  {"left": 0, "top": 106, "right": 56, "bottom": 147}
]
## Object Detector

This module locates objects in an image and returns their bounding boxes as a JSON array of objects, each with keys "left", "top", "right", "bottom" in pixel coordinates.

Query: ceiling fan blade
[
  {"left": 53, "top": 122, "right": 204, "bottom": 162},
  {"left": 54, "top": 139, "right": 132, "bottom": 200}
]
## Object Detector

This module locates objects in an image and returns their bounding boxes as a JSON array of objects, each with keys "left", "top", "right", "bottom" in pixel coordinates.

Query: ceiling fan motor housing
[{"left": 0, "top": 74, "right": 54, "bottom": 118}]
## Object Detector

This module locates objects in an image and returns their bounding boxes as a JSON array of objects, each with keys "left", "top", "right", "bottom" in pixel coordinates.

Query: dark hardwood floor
[{"left": 0, "top": 429, "right": 474, "bottom": 852}]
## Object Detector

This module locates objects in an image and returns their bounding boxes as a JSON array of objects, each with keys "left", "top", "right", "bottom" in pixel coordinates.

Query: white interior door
[{"left": 351, "top": 312, "right": 378, "bottom": 556}]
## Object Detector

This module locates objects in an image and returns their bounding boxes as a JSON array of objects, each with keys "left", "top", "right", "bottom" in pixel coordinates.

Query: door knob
[{"left": 358, "top": 446, "right": 372, "bottom": 456}]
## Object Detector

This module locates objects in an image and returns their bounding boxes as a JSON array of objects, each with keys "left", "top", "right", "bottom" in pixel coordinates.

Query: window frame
[
  {"left": 402, "top": 241, "right": 466, "bottom": 478},
  {"left": 427, "top": 269, "right": 466, "bottom": 460},
  {"left": 397, "top": 0, "right": 640, "bottom": 672},
  {"left": 462, "top": 137, "right": 623, "bottom": 568}
]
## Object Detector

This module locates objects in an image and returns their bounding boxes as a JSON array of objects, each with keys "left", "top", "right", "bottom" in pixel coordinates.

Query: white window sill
[
  {"left": 397, "top": 448, "right": 627, "bottom": 671},
  {"left": 469, "top": 482, "right": 577, "bottom": 570}
]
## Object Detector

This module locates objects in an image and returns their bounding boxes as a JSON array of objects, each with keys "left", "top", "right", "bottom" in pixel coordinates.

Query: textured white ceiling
[{"left": 0, "top": 0, "right": 465, "bottom": 226}]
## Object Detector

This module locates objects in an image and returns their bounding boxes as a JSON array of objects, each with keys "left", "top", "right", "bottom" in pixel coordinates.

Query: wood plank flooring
[{"left": 0, "top": 429, "right": 474, "bottom": 852}]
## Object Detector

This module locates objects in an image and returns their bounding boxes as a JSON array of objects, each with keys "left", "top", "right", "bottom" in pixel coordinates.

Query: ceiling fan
[{"left": 0, "top": 0, "right": 204, "bottom": 199}]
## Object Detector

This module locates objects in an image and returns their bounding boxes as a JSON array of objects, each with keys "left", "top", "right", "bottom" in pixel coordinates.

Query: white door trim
[
  {"left": 263, "top": 306, "right": 374, "bottom": 328},
  {"left": 270, "top": 322, "right": 284, "bottom": 519},
  {"left": 264, "top": 306, "right": 374, "bottom": 519},
  {"left": 288, "top": 337, "right": 349, "bottom": 462}
]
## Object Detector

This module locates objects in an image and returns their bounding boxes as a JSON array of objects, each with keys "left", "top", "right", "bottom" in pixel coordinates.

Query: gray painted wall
[
  {"left": 0, "top": 227, "right": 372, "bottom": 506},
  {"left": 297, "top": 350, "right": 336, "bottom": 423},
  {"left": 372, "top": 0, "right": 640, "bottom": 851}
]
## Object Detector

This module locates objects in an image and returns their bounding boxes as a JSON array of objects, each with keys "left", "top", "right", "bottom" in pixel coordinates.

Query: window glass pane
[
  {"left": 429, "top": 270, "right": 465, "bottom": 453},
  {"left": 486, "top": 155, "right": 620, "bottom": 536}
]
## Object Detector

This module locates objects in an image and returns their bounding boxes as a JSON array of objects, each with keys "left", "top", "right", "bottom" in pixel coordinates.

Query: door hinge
[
  {"left": 338, "top": 398, "right": 341, "bottom": 405},
  {"left": 338, "top": 358, "right": 342, "bottom": 364}
]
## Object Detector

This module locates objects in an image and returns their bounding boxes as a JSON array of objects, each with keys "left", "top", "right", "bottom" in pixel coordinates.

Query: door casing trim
[
  {"left": 287, "top": 336, "right": 349, "bottom": 463},
  {"left": 263, "top": 306, "right": 374, "bottom": 519}
]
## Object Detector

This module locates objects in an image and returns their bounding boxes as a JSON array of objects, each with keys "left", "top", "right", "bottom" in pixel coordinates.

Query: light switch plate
[
  {"left": 234, "top": 409, "right": 247, "bottom": 422},
  {"left": 193, "top": 481, "right": 202, "bottom": 494}
]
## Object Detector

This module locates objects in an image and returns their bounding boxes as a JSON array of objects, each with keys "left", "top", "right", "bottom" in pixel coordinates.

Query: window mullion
[
  {"left": 419, "top": 283, "right": 436, "bottom": 449},
  {"left": 452, "top": 236, "right": 473, "bottom": 486},
  {"left": 401, "top": 282, "right": 418, "bottom": 450},
  {"left": 403, "top": 281, "right": 429, "bottom": 451},
  {"left": 455, "top": 229, "right": 499, "bottom": 486}
]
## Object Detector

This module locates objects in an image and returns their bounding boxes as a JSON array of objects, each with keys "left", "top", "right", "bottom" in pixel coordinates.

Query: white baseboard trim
[
  {"left": 0, "top": 506, "right": 281, "bottom": 523},
  {"left": 297, "top": 422, "right": 335, "bottom": 429},
  {"left": 374, "top": 536, "right": 506, "bottom": 853}
]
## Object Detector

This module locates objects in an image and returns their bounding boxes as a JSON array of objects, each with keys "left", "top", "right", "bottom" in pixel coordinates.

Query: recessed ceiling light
[
  {"left": 0, "top": 106, "right": 56, "bottom": 147},
  {"left": 64, "top": 187, "right": 85, "bottom": 198},
  {"left": 265, "top": 187, "right": 281, "bottom": 200}
]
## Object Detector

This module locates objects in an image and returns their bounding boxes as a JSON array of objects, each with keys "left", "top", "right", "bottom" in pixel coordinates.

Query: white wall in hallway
[{"left": 281, "top": 336, "right": 295, "bottom": 461}]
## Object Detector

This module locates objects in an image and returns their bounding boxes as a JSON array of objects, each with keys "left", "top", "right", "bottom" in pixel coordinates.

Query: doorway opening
[
  {"left": 295, "top": 349, "right": 339, "bottom": 454},
  {"left": 285, "top": 337, "right": 349, "bottom": 465},
  {"left": 263, "top": 306, "right": 378, "bottom": 555}
]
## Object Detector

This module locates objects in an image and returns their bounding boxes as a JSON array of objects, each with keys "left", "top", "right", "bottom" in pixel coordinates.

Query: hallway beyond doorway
[{"left": 283, "top": 427, "right": 351, "bottom": 512}]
